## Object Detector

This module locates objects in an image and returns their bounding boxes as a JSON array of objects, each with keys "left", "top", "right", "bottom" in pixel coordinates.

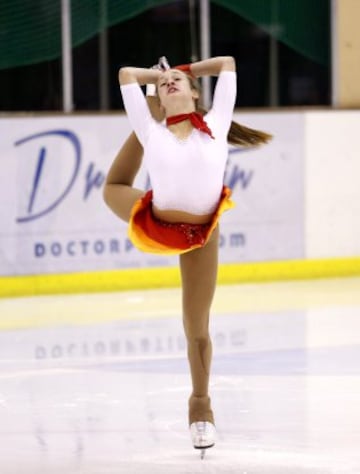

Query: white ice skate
[{"left": 190, "top": 421, "right": 216, "bottom": 459}]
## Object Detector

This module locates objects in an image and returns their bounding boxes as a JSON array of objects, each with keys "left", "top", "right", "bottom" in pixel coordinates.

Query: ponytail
[
  {"left": 197, "top": 106, "right": 272, "bottom": 147},
  {"left": 227, "top": 120, "right": 273, "bottom": 147}
]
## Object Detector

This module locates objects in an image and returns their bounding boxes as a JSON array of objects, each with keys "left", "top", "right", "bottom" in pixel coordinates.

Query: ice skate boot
[{"left": 190, "top": 421, "right": 216, "bottom": 459}]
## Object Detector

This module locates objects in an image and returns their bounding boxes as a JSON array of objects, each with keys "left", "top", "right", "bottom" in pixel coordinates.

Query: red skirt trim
[{"left": 128, "top": 186, "right": 235, "bottom": 255}]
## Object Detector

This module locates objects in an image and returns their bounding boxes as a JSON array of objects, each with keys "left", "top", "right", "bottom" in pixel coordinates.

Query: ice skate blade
[
  {"left": 194, "top": 443, "right": 215, "bottom": 450},
  {"left": 196, "top": 445, "right": 214, "bottom": 460}
]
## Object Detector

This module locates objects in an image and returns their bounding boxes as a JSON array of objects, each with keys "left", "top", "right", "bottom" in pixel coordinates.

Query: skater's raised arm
[
  {"left": 118, "top": 67, "right": 161, "bottom": 86},
  {"left": 183, "top": 56, "right": 236, "bottom": 77}
]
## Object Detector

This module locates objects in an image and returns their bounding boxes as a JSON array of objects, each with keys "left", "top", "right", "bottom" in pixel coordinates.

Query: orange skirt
[{"left": 128, "top": 186, "right": 235, "bottom": 255}]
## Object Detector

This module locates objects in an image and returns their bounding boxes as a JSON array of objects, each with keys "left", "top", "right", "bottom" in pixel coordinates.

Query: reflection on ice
[{"left": 0, "top": 280, "right": 360, "bottom": 473}]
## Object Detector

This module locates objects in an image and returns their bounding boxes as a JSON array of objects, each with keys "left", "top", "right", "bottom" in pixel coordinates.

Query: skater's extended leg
[
  {"left": 179, "top": 226, "right": 219, "bottom": 425},
  {"left": 103, "top": 132, "right": 144, "bottom": 222},
  {"left": 103, "top": 97, "right": 163, "bottom": 222}
]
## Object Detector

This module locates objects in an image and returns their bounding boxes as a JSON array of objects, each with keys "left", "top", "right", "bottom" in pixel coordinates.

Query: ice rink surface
[{"left": 0, "top": 277, "right": 360, "bottom": 474}]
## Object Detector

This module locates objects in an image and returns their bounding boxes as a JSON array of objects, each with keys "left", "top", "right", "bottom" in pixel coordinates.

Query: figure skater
[{"left": 103, "top": 55, "right": 271, "bottom": 457}]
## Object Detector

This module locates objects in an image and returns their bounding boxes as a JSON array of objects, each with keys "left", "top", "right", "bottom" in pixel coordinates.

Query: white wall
[{"left": 305, "top": 111, "right": 360, "bottom": 258}]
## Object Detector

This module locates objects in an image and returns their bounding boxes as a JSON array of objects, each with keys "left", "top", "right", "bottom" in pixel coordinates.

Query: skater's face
[{"left": 157, "top": 70, "right": 199, "bottom": 112}]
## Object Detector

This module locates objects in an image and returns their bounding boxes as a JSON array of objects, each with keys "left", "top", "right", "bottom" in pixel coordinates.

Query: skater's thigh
[{"left": 180, "top": 226, "right": 219, "bottom": 319}]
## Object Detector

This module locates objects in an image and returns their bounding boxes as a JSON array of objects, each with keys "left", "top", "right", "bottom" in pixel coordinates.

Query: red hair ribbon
[
  {"left": 166, "top": 112, "right": 214, "bottom": 139},
  {"left": 174, "top": 64, "right": 195, "bottom": 78}
]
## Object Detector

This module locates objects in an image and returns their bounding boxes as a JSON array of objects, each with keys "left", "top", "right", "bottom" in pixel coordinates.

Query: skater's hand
[{"left": 158, "top": 56, "right": 170, "bottom": 71}]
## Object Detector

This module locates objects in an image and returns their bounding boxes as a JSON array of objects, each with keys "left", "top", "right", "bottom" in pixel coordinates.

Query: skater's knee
[
  {"left": 102, "top": 183, "right": 129, "bottom": 221},
  {"left": 103, "top": 182, "right": 131, "bottom": 205},
  {"left": 102, "top": 183, "right": 113, "bottom": 207},
  {"left": 183, "top": 312, "right": 210, "bottom": 339},
  {"left": 103, "top": 184, "right": 144, "bottom": 223},
  {"left": 186, "top": 334, "right": 211, "bottom": 348}
]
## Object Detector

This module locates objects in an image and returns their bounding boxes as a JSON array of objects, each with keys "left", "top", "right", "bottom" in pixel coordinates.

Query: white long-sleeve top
[{"left": 120, "top": 71, "right": 236, "bottom": 215}]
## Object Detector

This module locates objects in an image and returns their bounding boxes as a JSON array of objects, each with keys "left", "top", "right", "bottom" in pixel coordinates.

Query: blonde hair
[{"left": 187, "top": 75, "right": 273, "bottom": 147}]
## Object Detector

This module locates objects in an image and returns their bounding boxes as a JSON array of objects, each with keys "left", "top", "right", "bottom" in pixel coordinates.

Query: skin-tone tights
[{"left": 103, "top": 132, "right": 217, "bottom": 425}]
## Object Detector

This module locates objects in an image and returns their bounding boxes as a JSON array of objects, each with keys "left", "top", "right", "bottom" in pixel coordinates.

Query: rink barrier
[{"left": 0, "top": 257, "right": 360, "bottom": 298}]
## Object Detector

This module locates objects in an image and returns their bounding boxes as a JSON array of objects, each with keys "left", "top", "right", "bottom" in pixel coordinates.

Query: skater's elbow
[{"left": 118, "top": 67, "right": 137, "bottom": 85}]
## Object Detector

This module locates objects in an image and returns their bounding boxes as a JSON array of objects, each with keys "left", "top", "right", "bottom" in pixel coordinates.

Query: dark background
[{"left": 0, "top": 1, "right": 331, "bottom": 111}]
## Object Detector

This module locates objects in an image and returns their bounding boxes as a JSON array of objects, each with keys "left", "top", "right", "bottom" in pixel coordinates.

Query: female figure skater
[{"left": 104, "top": 56, "right": 271, "bottom": 455}]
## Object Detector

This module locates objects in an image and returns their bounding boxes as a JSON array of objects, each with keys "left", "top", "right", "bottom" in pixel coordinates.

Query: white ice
[{"left": 0, "top": 277, "right": 360, "bottom": 473}]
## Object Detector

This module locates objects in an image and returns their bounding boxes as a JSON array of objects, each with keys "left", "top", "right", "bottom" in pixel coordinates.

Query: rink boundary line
[{"left": 1, "top": 256, "right": 360, "bottom": 298}]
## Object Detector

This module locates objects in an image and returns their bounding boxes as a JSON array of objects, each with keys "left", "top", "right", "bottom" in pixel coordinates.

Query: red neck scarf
[{"left": 166, "top": 112, "right": 214, "bottom": 139}]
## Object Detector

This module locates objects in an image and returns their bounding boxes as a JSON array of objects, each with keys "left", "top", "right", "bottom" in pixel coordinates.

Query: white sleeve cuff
[{"left": 146, "top": 84, "right": 157, "bottom": 96}]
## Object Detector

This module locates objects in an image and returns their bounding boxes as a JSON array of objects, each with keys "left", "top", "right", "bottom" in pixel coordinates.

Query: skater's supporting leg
[
  {"left": 179, "top": 226, "right": 219, "bottom": 425},
  {"left": 103, "top": 132, "right": 145, "bottom": 222}
]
